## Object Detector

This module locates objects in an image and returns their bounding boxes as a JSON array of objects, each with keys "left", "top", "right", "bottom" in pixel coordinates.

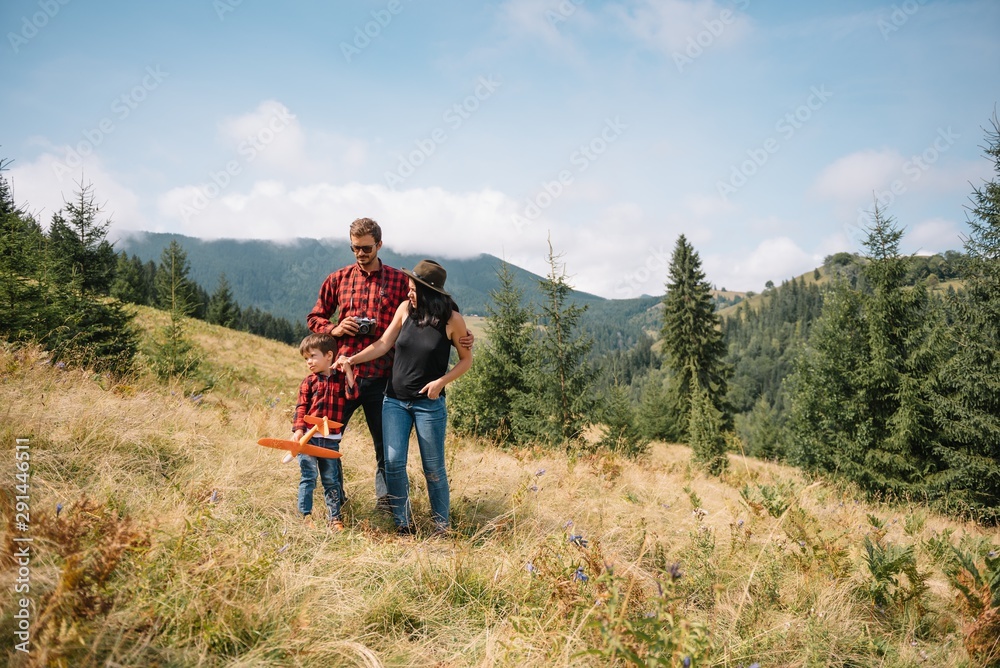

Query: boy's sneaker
[
  {"left": 375, "top": 496, "right": 392, "bottom": 514},
  {"left": 396, "top": 524, "right": 416, "bottom": 536},
  {"left": 303, "top": 514, "right": 316, "bottom": 529}
]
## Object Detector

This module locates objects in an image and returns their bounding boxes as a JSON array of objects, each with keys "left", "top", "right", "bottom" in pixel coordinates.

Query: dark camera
[{"left": 354, "top": 316, "right": 377, "bottom": 335}]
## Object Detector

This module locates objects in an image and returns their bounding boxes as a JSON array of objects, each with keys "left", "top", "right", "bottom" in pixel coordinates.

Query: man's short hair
[
  {"left": 299, "top": 332, "right": 338, "bottom": 356},
  {"left": 349, "top": 217, "right": 382, "bottom": 243}
]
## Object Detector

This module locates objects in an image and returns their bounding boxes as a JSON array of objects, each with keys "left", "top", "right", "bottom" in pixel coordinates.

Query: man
[{"left": 307, "top": 217, "right": 472, "bottom": 511}]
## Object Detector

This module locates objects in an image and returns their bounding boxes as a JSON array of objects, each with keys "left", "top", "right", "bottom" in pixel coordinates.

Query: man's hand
[
  {"left": 331, "top": 318, "right": 360, "bottom": 338},
  {"left": 458, "top": 330, "right": 474, "bottom": 350}
]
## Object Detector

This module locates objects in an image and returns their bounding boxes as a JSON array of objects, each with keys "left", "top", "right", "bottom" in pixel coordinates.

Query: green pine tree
[
  {"left": 152, "top": 240, "right": 200, "bottom": 379},
  {"left": 789, "top": 206, "right": 942, "bottom": 500},
  {"left": 207, "top": 273, "right": 240, "bottom": 327},
  {"left": 930, "top": 114, "right": 1000, "bottom": 522},
  {"left": 45, "top": 181, "right": 117, "bottom": 296},
  {"left": 110, "top": 252, "right": 153, "bottom": 305},
  {"left": 0, "top": 159, "right": 50, "bottom": 343},
  {"left": 512, "top": 239, "right": 594, "bottom": 447},
  {"left": 597, "top": 382, "right": 650, "bottom": 457},
  {"left": 689, "top": 381, "right": 728, "bottom": 475},
  {"left": 636, "top": 367, "right": 686, "bottom": 443},
  {"left": 450, "top": 260, "right": 533, "bottom": 444},
  {"left": 660, "top": 234, "right": 729, "bottom": 439}
]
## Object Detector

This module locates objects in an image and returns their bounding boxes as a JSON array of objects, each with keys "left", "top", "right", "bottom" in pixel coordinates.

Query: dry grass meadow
[{"left": 1, "top": 309, "right": 998, "bottom": 667}]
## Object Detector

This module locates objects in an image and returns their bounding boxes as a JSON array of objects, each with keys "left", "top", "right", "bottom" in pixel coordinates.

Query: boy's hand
[
  {"left": 292, "top": 429, "right": 304, "bottom": 443},
  {"left": 335, "top": 355, "right": 352, "bottom": 371}
]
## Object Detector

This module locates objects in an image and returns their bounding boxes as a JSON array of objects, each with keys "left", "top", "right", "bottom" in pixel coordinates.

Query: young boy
[{"left": 293, "top": 333, "right": 347, "bottom": 530}]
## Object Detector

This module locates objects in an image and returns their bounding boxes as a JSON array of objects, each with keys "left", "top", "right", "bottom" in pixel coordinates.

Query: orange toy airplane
[{"left": 258, "top": 415, "right": 343, "bottom": 464}]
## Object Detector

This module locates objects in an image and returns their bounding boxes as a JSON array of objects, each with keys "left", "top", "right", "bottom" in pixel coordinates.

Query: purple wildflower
[
  {"left": 56, "top": 503, "right": 63, "bottom": 517},
  {"left": 526, "top": 562, "right": 538, "bottom": 574},
  {"left": 683, "top": 657, "right": 691, "bottom": 667},
  {"left": 569, "top": 534, "right": 588, "bottom": 548},
  {"left": 535, "top": 469, "right": 546, "bottom": 476},
  {"left": 564, "top": 520, "right": 573, "bottom": 528},
  {"left": 277, "top": 543, "right": 289, "bottom": 553},
  {"left": 574, "top": 566, "right": 588, "bottom": 582},
  {"left": 529, "top": 485, "right": 538, "bottom": 492},
  {"left": 669, "top": 562, "right": 682, "bottom": 581}
]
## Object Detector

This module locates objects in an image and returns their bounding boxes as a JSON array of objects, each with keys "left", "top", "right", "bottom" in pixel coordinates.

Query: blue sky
[{"left": 2, "top": 0, "right": 998, "bottom": 298}]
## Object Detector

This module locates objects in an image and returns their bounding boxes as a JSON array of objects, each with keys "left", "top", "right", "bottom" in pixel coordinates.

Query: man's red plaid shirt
[
  {"left": 294, "top": 371, "right": 348, "bottom": 433},
  {"left": 306, "top": 261, "right": 409, "bottom": 380}
]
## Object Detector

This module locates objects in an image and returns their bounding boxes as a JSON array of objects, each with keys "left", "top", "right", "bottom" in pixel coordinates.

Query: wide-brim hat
[{"left": 402, "top": 259, "right": 449, "bottom": 295}]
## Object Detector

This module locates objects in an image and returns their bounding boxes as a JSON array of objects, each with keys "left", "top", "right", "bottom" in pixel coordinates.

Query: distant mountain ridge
[{"left": 117, "top": 232, "right": 622, "bottom": 326}]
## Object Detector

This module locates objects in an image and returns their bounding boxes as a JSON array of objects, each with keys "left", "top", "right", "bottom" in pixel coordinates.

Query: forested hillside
[{"left": 116, "top": 233, "right": 607, "bottom": 322}]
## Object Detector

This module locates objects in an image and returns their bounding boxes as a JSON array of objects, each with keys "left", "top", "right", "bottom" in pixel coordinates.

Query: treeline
[
  {"left": 109, "top": 251, "right": 309, "bottom": 345},
  {"left": 0, "top": 159, "right": 307, "bottom": 380},
  {"left": 1, "top": 168, "right": 139, "bottom": 375}
]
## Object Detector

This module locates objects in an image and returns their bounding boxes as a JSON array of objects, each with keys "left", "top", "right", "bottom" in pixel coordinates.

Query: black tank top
[{"left": 386, "top": 315, "right": 452, "bottom": 401}]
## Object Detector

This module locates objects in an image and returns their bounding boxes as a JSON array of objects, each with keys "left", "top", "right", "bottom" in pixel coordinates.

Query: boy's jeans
[
  {"left": 382, "top": 395, "right": 449, "bottom": 530},
  {"left": 297, "top": 436, "right": 343, "bottom": 519}
]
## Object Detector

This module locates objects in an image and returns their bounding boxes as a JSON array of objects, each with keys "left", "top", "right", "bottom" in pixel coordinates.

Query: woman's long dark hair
[{"left": 410, "top": 282, "right": 458, "bottom": 328}]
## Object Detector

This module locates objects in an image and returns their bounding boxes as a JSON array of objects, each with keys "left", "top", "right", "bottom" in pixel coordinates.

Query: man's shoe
[
  {"left": 328, "top": 519, "right": 345, "bottom": 532},
  {"left": 396, "top": 524, "right": 416, "bottom": 536},
  {"left": 375, "top": 496, "right": 392, "bottom": 514}
]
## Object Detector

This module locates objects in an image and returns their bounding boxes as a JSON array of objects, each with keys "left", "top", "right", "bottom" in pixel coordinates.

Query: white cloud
[
  {"left": 707, "top": 236, "right": 821, "bottom": 292},
  {"left": 902, "top": 217, "right": 964, "bottom": 254},
  {"left": 611, "top": 0, "right": 753, "bottom": 53},
  {"left": 497, "top": 0, "right": 594, "bottom": 58},
  {"left": 7, "top": 151, "right": 147, "bottom": 233},
  {"left": 810, "top": 148, "right": 903, "bottom": 204},
  {"left": 212, "top": 100, "right": 369, "bottom": 182}
]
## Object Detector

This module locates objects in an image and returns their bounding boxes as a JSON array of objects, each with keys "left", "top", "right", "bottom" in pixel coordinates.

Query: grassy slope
[{"left": 1, "top": 310, "right": 997, "bottom": 667}]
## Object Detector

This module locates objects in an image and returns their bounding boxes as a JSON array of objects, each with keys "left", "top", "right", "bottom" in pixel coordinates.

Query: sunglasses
[{"left": 350, "top": 243, "right": 377, "bottom": 254}]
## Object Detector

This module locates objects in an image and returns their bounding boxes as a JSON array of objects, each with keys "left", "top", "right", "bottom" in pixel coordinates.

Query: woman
[{"left": 337, "top": 259, "right": 472, "bottom": 535}]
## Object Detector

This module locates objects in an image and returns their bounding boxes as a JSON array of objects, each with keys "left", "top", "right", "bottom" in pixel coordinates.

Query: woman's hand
[
  {"left": 334, "top": 355, "right": 352, "bottom": 371},
  {"left": 419, "top": 378, "right": 447, "bottom": 400}
]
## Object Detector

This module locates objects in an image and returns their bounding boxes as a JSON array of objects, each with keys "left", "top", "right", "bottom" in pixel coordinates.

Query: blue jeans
[
  {"left": 382, "top": 395, "right": 449, "bottom": 530},
  {"left": 297, "top": 436, "right": 343, "bottom": 519}
]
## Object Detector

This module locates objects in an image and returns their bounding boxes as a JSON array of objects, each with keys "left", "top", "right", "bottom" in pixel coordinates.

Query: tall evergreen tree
[
  {"left": 597, "top": 382, "right": 650, "bottom": 457},
  {"left": 0, "top": 159, "right": 49, "bottom": 343},
  {"left": 660, "top": 234, "right": 729, "bottom": 439},
  {"left": 512, "top": 240, "right": 594, "bottom": 446},
  {"left": 789, "top": 206, "right": 942, "bottom": 499},
  {"left": 636, "top": 367, "right": 686, "bottom": 443},
  {"left": 689, "top": 381, "right": 728, "bottom": 475},
  {"left": 45, "top": 181, "right": 117, "bottom": 295},
  {"left": 450, "top": 260, "right": 533, "bottom": 444},
  {"left": 110, "top": 252, "right": 153, "bottom": 305},
  {"left": 207, "top": 273, "right": 240, "bottom": 327},
  {"left": 155, "top": 240, "right": 198, "bottom": 314},
  {"left": 930, "top": 115, "right": 1000, "bottom": 522},
  {"left": 152, "top": 240, "right": 199, "bottom": 379}
]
